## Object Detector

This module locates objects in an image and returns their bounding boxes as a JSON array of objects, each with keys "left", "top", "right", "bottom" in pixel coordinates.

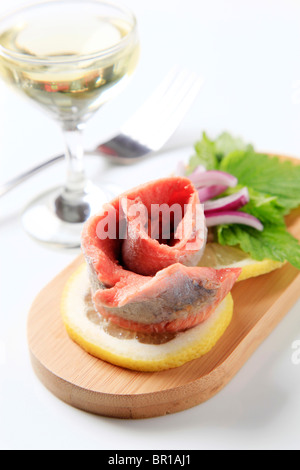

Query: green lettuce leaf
[
  {"left": 187, "top": 132, "right": 218, "bottom": 173},
  {"left": 223, "top": 185, "right": 286, "bottom": 226},
  {"left": 187, "top": 131, "right": 254, "bottom": 174},
  {"left": 187, "top": 131, "right": 300, "bottom": 268},
  {"left": 220, "top": 150, "right": 300, "bottom": 214},
  {"left": 214, "top": 132, "right": 254, "bottom": 161},
  {"left": 217, "top": 223, "right": 300, "bottom": 269}
]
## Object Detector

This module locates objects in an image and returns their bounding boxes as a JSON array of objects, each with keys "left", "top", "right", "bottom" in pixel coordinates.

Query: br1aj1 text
[{"left": 107, "top": 454, "right": 191, "bottom": 467}]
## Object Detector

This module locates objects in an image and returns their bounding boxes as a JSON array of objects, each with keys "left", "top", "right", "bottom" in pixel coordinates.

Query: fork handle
[
  {"left": 0, "top": 154, "right": 64, "bottom": 197},
  {"left": 0, "top": 138, "right": 152, "bottom": 198}
]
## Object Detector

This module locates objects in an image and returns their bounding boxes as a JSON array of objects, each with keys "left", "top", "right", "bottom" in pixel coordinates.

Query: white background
[{"left": 0, "top": 0, "right": 300, "bottom": 450}]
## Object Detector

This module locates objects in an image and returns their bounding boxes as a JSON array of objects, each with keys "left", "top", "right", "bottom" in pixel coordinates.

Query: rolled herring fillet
[{"left": 81, "top": 177, "right": 241, "bottom": 333}]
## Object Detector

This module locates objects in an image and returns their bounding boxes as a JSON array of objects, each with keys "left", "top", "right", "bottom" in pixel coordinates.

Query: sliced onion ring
[
  {"left": 189, "top": 169, "right": 238, "bottom": 189},
  {"left": 204, "top": 187, "right": 249, "bottom": 212},
  {"left": 205, "top": 210, "right": 264, "bottom": 231},
  {"left": 188, "top": 165, "right": 206, "bottom": 180},
  {"left": 198, "top": 185, "right": 228, "bottom": 203}
]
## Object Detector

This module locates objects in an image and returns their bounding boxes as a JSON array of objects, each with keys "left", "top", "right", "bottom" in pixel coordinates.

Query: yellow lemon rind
[
  {"left": 236, "top": 258, "right": 285, "bottom": 281},
  {"left": 200, "top": 243, "right": 285, "bottom": 282}
]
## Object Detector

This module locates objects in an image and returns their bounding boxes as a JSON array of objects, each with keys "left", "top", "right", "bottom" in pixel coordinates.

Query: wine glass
[{"left": 0, "top": 0, "right": 139, "bottom": 249}]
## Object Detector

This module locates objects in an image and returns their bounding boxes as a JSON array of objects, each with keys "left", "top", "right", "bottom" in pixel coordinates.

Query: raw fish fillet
[
  {"left": 120, "top": 178, "right": 207, "bottom": 275},
  {"left": 81, "top": 177, "right": 241, "bottom": 333}
]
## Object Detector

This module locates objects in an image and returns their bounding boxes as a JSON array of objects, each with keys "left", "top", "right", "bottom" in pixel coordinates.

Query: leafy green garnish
[
  {"left": 214, "top": 132, "right": 254, "bottom": 162},
  {"left": 217, "top": 224, "right": 300, "bottom": 269},
  {"left": 222, "top": 185, "right": 286, "bottom": 226},
  {"left": 187, "top": 131, "right": 300, "bottom": 269},
  {"left": 220, "top": 150, "right": 300, "bottom": 214},
  {"left": 187, "top": 132, "right": 218, "bottom": 172},
  {"left": 187, "top": 131, "right": 253, "bottom": 173}
]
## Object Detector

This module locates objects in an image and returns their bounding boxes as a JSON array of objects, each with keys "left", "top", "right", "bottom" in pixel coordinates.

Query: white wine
[
  {"left": 0, "top": 1, "right": 140, "bottom": 249},
  {"left": 0, "top": 6, "right": 139, "bottom": 125}
]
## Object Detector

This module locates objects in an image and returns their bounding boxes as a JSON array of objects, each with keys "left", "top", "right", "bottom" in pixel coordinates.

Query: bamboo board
[{"left": 27, "top": 162, "right": 300, "bottom": 419}]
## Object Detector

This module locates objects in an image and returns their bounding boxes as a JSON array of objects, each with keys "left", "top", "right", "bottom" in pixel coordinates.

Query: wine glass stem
[{"left": 63, "top": 125, "right": 87, "bottom": 198}]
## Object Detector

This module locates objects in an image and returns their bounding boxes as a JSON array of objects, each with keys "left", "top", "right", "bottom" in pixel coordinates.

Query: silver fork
[{"left": 0, "top": 68, "right": 204, "bottom": 197}]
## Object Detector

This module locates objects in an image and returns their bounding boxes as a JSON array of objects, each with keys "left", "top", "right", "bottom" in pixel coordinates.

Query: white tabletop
[{"left": 0, "top": 0, "right": 300, "bottom": 451}]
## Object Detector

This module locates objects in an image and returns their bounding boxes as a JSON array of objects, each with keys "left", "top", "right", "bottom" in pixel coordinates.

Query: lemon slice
[
  {"left": 61, "top": 264, "right": 234, "bottom": 372},
  {"left": 199, "top": 243, "right": 284, "bottom": 281}
]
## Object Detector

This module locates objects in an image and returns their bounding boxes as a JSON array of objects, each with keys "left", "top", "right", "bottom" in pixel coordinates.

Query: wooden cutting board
[{"left": 27, "top": 162, "right": 300, "bottom": 419}]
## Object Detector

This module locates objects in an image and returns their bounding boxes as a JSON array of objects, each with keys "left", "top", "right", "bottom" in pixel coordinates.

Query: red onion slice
[
  {"left": 189, "top": 169, "right": 238, "bottom": 189},
  {"left": 198, "top": 185, "right": 228, "bottom": 202},
  {"left": 205, "top": 210, "right": 264, "bottom": 231},
  {"left": 204, "top": 187, "right": 249, "bottom": 212},
  {"left": 188, "top": 165, "right": 206, "bottom": 181}
]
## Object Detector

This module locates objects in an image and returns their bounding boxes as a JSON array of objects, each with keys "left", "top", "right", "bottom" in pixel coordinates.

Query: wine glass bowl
[{"left": 0, "top": 0, "right": 139, "bottom": 248}]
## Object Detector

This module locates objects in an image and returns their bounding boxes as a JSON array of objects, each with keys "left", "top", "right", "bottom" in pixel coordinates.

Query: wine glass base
[{"left": 22, "top": 182, "right": 120, "bottom": 250}]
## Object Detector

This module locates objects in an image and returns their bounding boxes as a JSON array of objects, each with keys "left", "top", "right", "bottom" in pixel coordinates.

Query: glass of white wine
[{"left": 0, "top": 0, "right": 139, "bottom": 248}]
